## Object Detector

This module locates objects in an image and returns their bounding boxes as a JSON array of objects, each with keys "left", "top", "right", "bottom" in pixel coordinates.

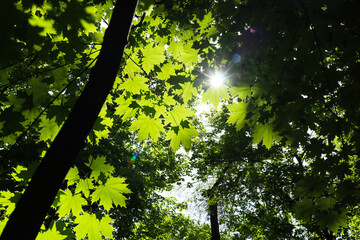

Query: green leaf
[
  {"left": 36, "top": 225, "right": 67, "bottom": 240},
  {"left": 177, "top": 82, "right": 198, "bottom": 103},
  {"left": 202, "top": 86, "right": 229, "bottom": 108},
  {"left": 28, "top": 77, "right": 50, "bottom": 106},
  {"left": 85, "top": 156, "right": 114, "bottom": 179},
  {"left": 294, "top": 198, "right": 315, "bottom": 222},
  {"left": 114, "top": 96, "right": 138, "bottom": 121},
  {"left": 319, "top": 209, "right": 348, "bottom": 233},
  {"left": 80, "top": 19, "right": 97, "bottom": 36},
  {"left": 92, "top": 177, "right": 131, "bottom": 211},
  {"left": 178, "top": 44, "right": 199, "bottom": 66},
  {"left": 252, "top": 122, "right": 282, "bottom": 149},
  {"left": 28, "top": 15, "right": 56, "bottom": 36},
  {"left": 157, "top": 62, "right": 176, "bottom": 80},
  {"left": 124, "top": 53, "right": 142, "bottom": 78},
  {"left": 165, "top": 105, "right": 194, "bottom": 126},
  {"left": 168, "top": 41, "right": 184, "bottom": 59},
  {"left": 229, "top": 85, "right": 251, "bottom": 100},
  {"left": 74, "top": 213, "right": 115, "bottom": 240},
  {"left": 166, "top": 126, "right": 198, "bottom": 151},
  {"left": 75, "top": 179, "right": 94, "bottom": 198},
  {"left": 65, "top": 166, "right": 80, "bottom": 186},
  {"left": 198, "top": 12, "right": 213, "bottom": 33},
  {"left": 57, "top": 189, "right": 86, "bottom": 217},
  {"left": 227, "top": 102, "right": 248, "bottom": 130},
  {"left": 119, "top": 75, "right": 148, "bottom": 94},
  {"left": 0, "top": 191, "right": 16, "bottom": 215},
  {"left": 129, "top": 116, "right": 164, "bottom": 141},
  {"left": 142, "top": 43, "right": 166, "bottom": 73},
  {"left": 39, "top": 116, "right": 61, "bottom": 142}
]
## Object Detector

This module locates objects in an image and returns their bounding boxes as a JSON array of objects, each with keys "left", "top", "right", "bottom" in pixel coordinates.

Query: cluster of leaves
[
  {"left": 0, "top": 156, "right": 131, "bottom": 239},
  {"left": 190, "top": 108, "right": 360, "bottom": 239},
  {"left": 177, "top": 0, "right": 360, "bottom": 239},
  {"left": 2, "top": 0, "right": 360, "bottom": 239}
]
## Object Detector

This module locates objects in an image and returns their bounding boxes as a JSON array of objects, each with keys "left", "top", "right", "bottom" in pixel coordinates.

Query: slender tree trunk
[
  {"left": 0, "top": 0, "right": 138, "bottom": 239},
  {"left": 209, "top": 202, "right": 221, "bottom": 240}
]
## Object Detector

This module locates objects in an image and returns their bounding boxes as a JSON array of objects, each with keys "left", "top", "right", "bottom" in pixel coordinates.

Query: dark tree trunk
[
  {"left": 209, "top": 202, "right": 221, "bottom": 240},
  {"left": 0, "top": 0, "right": 138, "bottom": 239}
]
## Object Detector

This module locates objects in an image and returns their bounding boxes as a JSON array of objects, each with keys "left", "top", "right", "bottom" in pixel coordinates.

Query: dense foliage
[{"left": 1, "top": 0, "right": 360, "bottom": 239}]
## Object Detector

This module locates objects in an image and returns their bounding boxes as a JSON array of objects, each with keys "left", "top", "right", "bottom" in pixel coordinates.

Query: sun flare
[{"left": 210, "top": 72, "right": 225, "bottom": 87}]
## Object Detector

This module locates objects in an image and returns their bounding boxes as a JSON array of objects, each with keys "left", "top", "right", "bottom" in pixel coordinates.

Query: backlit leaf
[
  {"left": 129, "top": 116, "right": 164, "bottom": 141},
  {"left": 57, "top": 189, "right": 86, "bottom": 217},
  {"left": 166, "top": 126, "right": 198, "bottom": 150},
  {"left": 36, "top": 225, "right": 67, "bottom": 240},
  {"left": 74, "top": 213, "right": 115, "bottom": 240},
  {"left": 202, "top": 86, "right": 229, "bottom": 108},
  {"left": 85, "top": 156, "right": 114, "bottom": 179},
  {"left": 165, "top": 105, "right": 194, "bottom": 126},
  {"left": 142, "top": 43, "right": 165, "bottom": 73},
  {"left": 92, "top": 177, "right": 131, "bottom": 211},
  {"left": 119, "top": 75, "right": 148, "bottom": 94},
  {"left": 252, "top": 122, "right": 282, "bottom": 149},
  {"left": 39, "top": 116, "right": 61, "bottom": 142},
  {"left": 227, "top": 102, "right": 248, "bottom": 130}
]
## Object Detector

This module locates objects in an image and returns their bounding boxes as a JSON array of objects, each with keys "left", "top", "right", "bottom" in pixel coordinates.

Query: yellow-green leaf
[
  {"left": 252, "top": 122, "right": 282, "bottom": 149},
  {"left": 36, "top": 225, "right": 66, "bottom": 240},
  {"left": 85, "top": 156, "right": 114, "bottom": 179},
  {"left": 39, "top": 116, "right": 61, "bottom": 142},
  {"left": 129, "top": 116, "right": 164, "bottom": 141},
  {"left": 92, "top": 177, "right": 131, "bottom": 211},
  {"left": 74, "top": 213, "right": 115, "bottom": 240},
  {"left": 57, "top": 189, "right": 86, "bottom": 217},
  {"left": 166, "top": 126, "right": 198, "bottom": 151},
  {"left": 202, "top": 86, "right": 229, "bottom": 108},
  {"left": 119, "top": 75, "right": 148, "bottom": 94},
  {"left": 65, "top": 166, "right": 80, "bottom": 186},
  {"left": 227, "top": 102, "right": 248, "bottom": 130},
  {"left": 165, "top": 105, "right": 194, "bottom": 126},
  {"left": 142, "top": 43, "right": 165, "bottom": 73}
]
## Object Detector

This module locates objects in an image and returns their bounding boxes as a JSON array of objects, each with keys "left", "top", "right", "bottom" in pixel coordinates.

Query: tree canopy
[{"left": 1, "top": 0, "right": 360, "bottom": 239}]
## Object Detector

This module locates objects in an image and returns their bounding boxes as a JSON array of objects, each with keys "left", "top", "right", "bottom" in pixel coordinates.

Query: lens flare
[
  {"left": 128, "top": 153, "right": 138, "bottom": 165},
  {"left": 210, "top": 72, "right": 225, "bottom": 87}
]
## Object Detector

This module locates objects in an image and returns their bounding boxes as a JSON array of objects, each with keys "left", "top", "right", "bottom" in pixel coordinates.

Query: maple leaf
[
  {"left": 57, "top": 189, "right": 86, "bottom": 217},
  {"left": 39, "top": 116, "right": 61, "bottom": 142},
  {"left": 85, "top": 156, "right": 114, "bottom": 179},
  {"left": 129, "top": 116, "right": 164, "bottom": 141},
  {"left": 92, "top": 177, "right": 131, "bottom": 211},
  {"left": 80, "top": 19, "right": 97, "bottom": 36},
  {"left": 178, "top": 44, "right": 199, "bottom": 66},
  {"left": 114, "top": 96, "right": 138, "bottom": 121},
  {"left": 124, "top": 53, "right": 142, "bottom": 78},
  {"left": 202, "top": 85, "right": 229, "bottom": 108},
  {"left": 164, "top": 105, "right": 194, "bottom": 126},
  {"left": 65, "top": 166, "right": 80, "bottom": 186},
  {"left": 75, "top": 178, "right": 94, "bottom": 198},
  {"left": 157, "top": 62, "right": 176, "bottom": 80},
  {"left": 168, "top": 40, "right": 184, "bottom": 59},
  {"left": 229, "top": 85, "right": 251, "bottom": 100},
  {"left": 227, "top": 102, "right": 248, "bottom": 130},
  {"left": 142, "top": 43, "right": 166, "bottom": 73},
  {"left": 74, "top": 213, "right": 115, "bottom": 240},
  {"left": 119, "top": 75, "right": 148, "bottom": 94},
  {"left": 36, "top": 225, "right": 66, "bottom": 240},
  {"left": 177, "top": 82, "right": 198, "bottom": 103},
  {"left": 198, "top": 11, "right": 213, "bottom": 34},
  {"left": 166, "top": 126, "right": 198, "bottom": 150},
  {"left": 28, "top": 77, "right": 50, "bottom": 106},
  {"left": 252, "top": 122, "right": 282, "bottom": 149}
]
